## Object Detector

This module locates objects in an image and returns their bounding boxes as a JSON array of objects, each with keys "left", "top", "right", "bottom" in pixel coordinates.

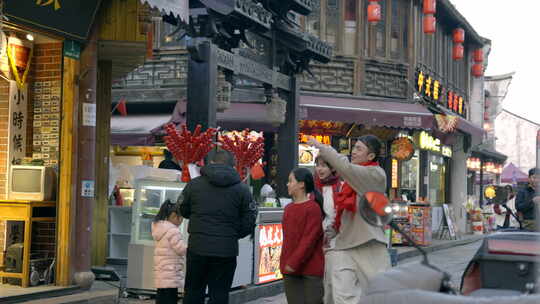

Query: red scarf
[
  {"left": 314, "top": 174, "right": 340, "bottom": 193},
  {"left": 333, "top": 161, "right": 379, "bottom": 233}
]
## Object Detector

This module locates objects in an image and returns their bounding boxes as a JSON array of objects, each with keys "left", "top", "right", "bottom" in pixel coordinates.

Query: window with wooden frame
[
  {"left": 343, "top": 0, "right": 358, "bottom": 55},
  {"left": 325, "top": 0, "right": 341, "bottom": 49},
  {"left": 305, "top": 0, "right": 321, "bottom": 37},
  {"left": 366, "top": 0, "right": 409, "bottom": 61}
]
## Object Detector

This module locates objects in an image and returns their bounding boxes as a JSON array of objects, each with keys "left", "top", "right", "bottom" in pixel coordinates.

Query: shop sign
[
  {"left": 441, "top": 146, "right": 452, "bottom": 158},
  {"left": 391, "top": 159, "right": 399, "bottom": 188},
  {"left": 418, "top": 131, "right": 452, "bottom": 157},
  {"left": 4, "top": 0, "right": 102, "bottom": 41},
  {"left": 8, "top": 81, "right": 28, "bottom": 166},
  {"left": 257, "top": 223, "right": 283, "bottom": 284},
  {"left": 415, "top": 69, "right": 467, "bottom": 117},
  {"left": 299, "top": 133, "right": 331, "bottom": 145},
  {"left": 63, "top": 40, "right": 81, "bottom": 60}
]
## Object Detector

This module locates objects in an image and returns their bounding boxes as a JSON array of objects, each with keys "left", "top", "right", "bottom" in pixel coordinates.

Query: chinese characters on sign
[
  {"left": 8, "top": 81, "right": 27, "bottom": 165},
  {"left": 36, "top": 0, "right": 61, "bottom": 11},
  {"left": 257, "top": 223, "right": 283, "bottom": 284},
  {"left": 418, "top": 131, "right": 452, "bottom": 158},
  {"left": 415, "top": 69, "right": 467, "bottom": 117}
]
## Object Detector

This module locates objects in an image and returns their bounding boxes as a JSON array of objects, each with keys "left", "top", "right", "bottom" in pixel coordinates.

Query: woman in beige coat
[{"left": 308, "top": 135, "right": 391, "bottom": 304}]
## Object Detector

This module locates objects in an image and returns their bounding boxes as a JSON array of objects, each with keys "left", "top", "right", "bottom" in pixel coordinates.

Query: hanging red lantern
[
  {"left": 367, "top": 1, "right": 382, "bottom": 24},
  {"left": 473, "top": 48, "right": 484, "bottom": 63},
  {"left": 423, "top": 15, "right": 436, "bottom": 34},
  {"left": 452, "top": 43, "right": 464, "bottom": 60},
  {"left": 423, "top": 0, "right": 437, "bottom": 14},
  {"left": 453, "top": 28, "right": 465, "bottom": 43},
  {"left": 472, "top": 63, "right": 483, "bottom": 77}
]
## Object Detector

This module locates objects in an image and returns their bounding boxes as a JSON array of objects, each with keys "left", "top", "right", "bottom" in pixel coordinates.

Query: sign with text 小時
[
  {"left": 8, "top": 81, "right": 28, "bottom": 166},
  {"left": 5, "top": 0, "right": 102, "bottom": 41}
]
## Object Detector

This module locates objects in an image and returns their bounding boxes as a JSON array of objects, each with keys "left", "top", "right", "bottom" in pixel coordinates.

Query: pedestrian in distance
[
  {"left": 313, "top": 156, "right": 343, "bottom": 303},
  {"left": 516, "top": 168, "right": 539, "bottom": 231},
  {"left": 280, "top": 167, "right": 325, "bottom": 304},
  {"left": 152, "top": 199, "right": 187, "bottom": 304},
  {"left": 159, "top": 149, "right": 182, "bottom": 171},
  {"left": 179, "top": 148, "right": 257, "bottom": 304},
  {"left": 307, "top": 135, "right": 391, "bottom": 304}
]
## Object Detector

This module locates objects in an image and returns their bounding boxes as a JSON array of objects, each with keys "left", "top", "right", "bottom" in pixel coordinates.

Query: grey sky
[{"left": 451, "top": 0, "right": 540, "bottom": 123}]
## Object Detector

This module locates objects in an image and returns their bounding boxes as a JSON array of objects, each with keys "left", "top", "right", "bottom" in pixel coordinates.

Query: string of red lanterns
[
  {"left": 367, "top": 0, "right": 381, "bottom": 24},
  {"left": 423, "top": 0, "right": 437, "bottom": 34},
  {"left": 466, "top": 157, "right": 503, "bottom": 175},
  {"left": 452, "top": 28, "right": 465, "bottom": 60},
  {"left": 472, "top": 48, "right": 484, "bottom": 77}
]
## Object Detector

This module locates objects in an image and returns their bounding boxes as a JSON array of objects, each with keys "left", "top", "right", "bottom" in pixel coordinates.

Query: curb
[
  {"left": 396, "top": 235, "right": 484, "bottom": 261},
  {"left": 229, "top": 280, "right": 284, "bottom": 304}
]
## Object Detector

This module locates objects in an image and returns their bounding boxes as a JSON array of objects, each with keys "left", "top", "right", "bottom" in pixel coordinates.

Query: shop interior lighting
[
  {"left": 384, "top": 206, "right": 393, "bottom": 214},
  {"left": 26, "top": 33, "right": 34, "bottom": 41}
]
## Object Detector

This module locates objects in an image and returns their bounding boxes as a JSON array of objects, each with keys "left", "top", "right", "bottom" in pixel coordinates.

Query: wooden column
[
  {"left": 277, "top": 79, "right": 299, "bottom": 197},
  {"left": 57, "top": 55, "right": 80, "bottom": 286},
  {"left": 73, "top": 26, "right": 98, "bottom": 287},
  {"left": 91, "top": 60, "right": 112, "bottom": 266},
  {"left": 187, "top": 40, "right": 217, "bottom": 131}
]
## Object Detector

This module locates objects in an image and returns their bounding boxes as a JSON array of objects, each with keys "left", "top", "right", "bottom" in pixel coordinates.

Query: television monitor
[{"left": 8, "top": 165, "right": 57, "bottom": 201}]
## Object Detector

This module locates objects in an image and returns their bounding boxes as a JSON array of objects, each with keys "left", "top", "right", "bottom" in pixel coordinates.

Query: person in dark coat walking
[{"left": 179, "top": 149, "right": 257, "bottom": 304}]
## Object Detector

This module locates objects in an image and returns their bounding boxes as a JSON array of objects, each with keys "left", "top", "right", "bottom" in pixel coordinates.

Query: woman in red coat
[{"left": 280, "top": 167, "right": 325, "bottom": 304}]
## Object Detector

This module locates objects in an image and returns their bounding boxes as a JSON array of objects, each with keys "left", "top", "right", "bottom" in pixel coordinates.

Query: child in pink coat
[{"left": 152, "top": 199, "right": 187, "bottom": 304}]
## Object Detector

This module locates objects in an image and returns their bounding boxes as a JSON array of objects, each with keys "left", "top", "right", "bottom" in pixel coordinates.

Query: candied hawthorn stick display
[
  {"left": 164, "top": 123, "right": 217, "bottom": 182},
  {"left": 220, "top": 129, "right": 265, "bottom": 181}
]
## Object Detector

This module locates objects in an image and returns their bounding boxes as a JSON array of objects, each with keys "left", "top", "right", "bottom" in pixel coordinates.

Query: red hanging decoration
[
  {"left": 453, "top": 28, "right": 465, "bottom": 43},
  {"left": 219, "top": 129, "right": 265, "bottom": 181},
  {"left": 472, "top": 63, "right": 484, "bottom": 77},
  {"left": 367, "top": 1, "right": 382, "bottom": 24},
  {"left": 423, "top": 0, "right": 437, "bottom": 15},
  {"left": 473, "top": 48, "right": 484, "bottom": 63},
  {"left": 164, "top": 123, "right": 218, "bottom": 182},
  {"left": 423, "top": 15, "right": 436, "bottom": 34},
  {"left": 452, "top": 43, "right": 464, "bottom": 60}
]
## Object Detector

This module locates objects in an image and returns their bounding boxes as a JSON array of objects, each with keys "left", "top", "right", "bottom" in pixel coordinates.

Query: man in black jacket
[
  {"left": 180, "top": 149, "right": 257, "bottom": 304},
  {"left": 516, "top": 168, "right": 539, "bottom": 231}
]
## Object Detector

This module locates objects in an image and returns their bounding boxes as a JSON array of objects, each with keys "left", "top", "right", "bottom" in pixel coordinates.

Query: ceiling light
[{"left": 26, "top": 34, "right": 34, "bottom": 41}]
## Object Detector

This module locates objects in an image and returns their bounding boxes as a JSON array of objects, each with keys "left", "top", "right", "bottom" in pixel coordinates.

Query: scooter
[{"left": 355, "top": 191, "right": 540, "bottom": 304}]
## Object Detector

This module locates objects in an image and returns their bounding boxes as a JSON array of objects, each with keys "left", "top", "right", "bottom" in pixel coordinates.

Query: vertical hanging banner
[{"left": 8, "top": 81, "right": 28, "bottom": 165}]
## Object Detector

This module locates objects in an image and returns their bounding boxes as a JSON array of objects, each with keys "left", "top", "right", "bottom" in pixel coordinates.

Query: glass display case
[{"left": 131, "top": 179, "right": 186, "bottom": 245}]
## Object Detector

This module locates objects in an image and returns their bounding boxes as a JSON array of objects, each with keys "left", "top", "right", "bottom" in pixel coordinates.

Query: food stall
[{"left": 126, "top": 178, "right": 187, "bottom": 292}]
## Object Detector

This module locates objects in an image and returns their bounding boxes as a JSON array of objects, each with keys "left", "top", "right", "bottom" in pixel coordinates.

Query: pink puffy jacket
[{"left": 152, "top": 221, "right": 187, "bottom": 289}]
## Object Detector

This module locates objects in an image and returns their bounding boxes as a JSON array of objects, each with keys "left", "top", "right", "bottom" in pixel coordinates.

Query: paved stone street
[{"left": 244, "top": 240, "right": 483, "bottom": 304}]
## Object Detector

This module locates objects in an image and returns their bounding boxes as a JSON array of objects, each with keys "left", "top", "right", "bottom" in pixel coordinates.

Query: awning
[
  {"left": 142, "top": 0, "right": 189, "bottom": 23},
  {"left": 4, "top": 0, "right": 101, "bottom": 41},
  {"left": 456, "top": 117, "right": 485, "bottom": 146},
  {"left": 472, "top": 147, "right": 507, "bottom": 163},
  {"left": 501, "top": 163, "right": 529, "bottom": 184},
  {"left": 111, "top": 101, "right": 274, "bottom": 145},
  {"left": 299, "top": 95, "right": 434, "bottom": 130}
]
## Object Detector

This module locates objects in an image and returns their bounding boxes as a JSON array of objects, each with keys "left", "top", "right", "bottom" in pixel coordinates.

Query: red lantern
[
  {"left": 452, "top": 43, "right": 464, "bottom": 60},
  {"left": 423, "top": 15, "right": 436, "bottom": 34},
  {"left": 423, "top": 0, "right": 437, "bottom": 14},
  {"left": 367, "top": 1, "right": 381, "bottom": 23},
  {"left": 473, "top": 48, "right": 484, "bottom": 63},
  {"left": 472, "top": 63, "right": 483, "bottom": 77},
  {"left": 453, "top": 28, "right": 465, "bottom": 43}
]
